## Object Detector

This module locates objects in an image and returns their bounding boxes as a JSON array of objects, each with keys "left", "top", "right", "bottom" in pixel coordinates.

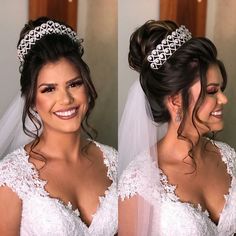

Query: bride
[
  {"left": 118, "top": 20, "right": 236, "bottom": 235},
  {"left": 0, "top": 17, "right": 117, "bottom": 236}
]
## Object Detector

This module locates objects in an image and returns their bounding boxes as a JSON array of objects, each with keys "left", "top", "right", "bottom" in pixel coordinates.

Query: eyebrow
[
  {"left": 38, "top": 76, "right": 82, "bottom": 88},
  {"left": 206, "top": 83, "right": 221, "bottom": 87}
]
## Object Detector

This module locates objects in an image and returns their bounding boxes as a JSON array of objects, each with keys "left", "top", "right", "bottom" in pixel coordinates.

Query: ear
[
  {"left": 31, "top": 106, "right": 38, "bottom": 113},
  {"left": 166, "top": 92, "right": 182, "bottom": 113}
]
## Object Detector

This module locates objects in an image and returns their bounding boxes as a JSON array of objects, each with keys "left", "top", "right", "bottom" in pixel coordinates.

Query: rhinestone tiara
[
  {"left": 17, "top": 20, "right": 79, "bottom": 63},
  {"left": 147, "top": 25, "right": 192, "bottom": 70}
]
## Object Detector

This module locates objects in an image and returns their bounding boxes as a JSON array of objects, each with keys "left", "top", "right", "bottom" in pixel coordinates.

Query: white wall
[
  {"left": 0, "top": 1, "right": 28, "bottom": 117},
  {"left": 118, "top": 0, "right": 160, "bottom": 120}
]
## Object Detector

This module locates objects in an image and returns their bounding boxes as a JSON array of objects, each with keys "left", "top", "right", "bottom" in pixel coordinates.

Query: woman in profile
[
  {"left": 118, "top": 20, "right": 236, "bottom": 235},
  {"left": 0, "top": 17, "right": 117, "bottom": 236}
]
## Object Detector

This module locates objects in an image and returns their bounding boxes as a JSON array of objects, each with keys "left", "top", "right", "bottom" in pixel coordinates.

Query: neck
[
  {"left": 158, "top": 122, "right": 204, "bottom": 165},
  {"left": 34, "top": 128, "right": 83, "bottom": 162}
]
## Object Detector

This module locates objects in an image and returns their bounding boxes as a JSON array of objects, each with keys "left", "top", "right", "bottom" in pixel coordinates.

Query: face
[
  {"left": 186, "top": 64, "right": 228, "bottom": 135},
  {"left": 35, "top": 58, "right": 88, "bottom": 134}
]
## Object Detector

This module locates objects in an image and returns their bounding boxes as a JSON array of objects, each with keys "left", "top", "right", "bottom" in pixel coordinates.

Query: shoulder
[
  {"left": 0, "top": 147, "right": 41, "bottom": 200},
  {"left": 0, "top": 148, "right": 27, "bottom": 197},
  {"left": 92, "top": 140, "right": 118, "bottom": 162},
  {"left": 0, "top": 148, "right": 27, "bottom": 183},
  {"left": 118, "top": 151, "right": 159, "bottom": 200},
  {"left": 213, "top": 140, "right": 236, "bottom": 175},
  {"left": 92, "top": 140, "right": 118, "bottom": 181}
]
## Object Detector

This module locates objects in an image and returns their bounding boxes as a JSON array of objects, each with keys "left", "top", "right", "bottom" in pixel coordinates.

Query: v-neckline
[
  {"left": 20, "top": 140, "right": 115, "bottom": 230},
  {"left": 157, "top": 140, "right": 234, "bottom": 227}
]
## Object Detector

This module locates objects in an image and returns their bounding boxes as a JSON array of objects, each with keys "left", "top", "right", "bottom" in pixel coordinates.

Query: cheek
[
  {"left": 197, "top": 97, "right": 216, "bottom": 118},
  {"left": 35, "top": 94, "right": 55, "bottom": 114},
  {"left": 72, "top": 88, "right": 89, "bottom": 114},
  {"left": 73, "top": 86, "right": 89, "bottom": 104}
]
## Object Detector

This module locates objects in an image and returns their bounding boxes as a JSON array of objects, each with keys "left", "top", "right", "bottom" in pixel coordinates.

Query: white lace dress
[
  {"left": 118, "top": 141, "right": 236, "bottom": 236},
  {"left": 0, "top": 141, "right": 118, "bottom": 236}
]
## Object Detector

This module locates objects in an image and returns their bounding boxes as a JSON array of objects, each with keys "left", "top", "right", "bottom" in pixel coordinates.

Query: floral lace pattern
[
  {"left": 118, "top": 141, "right": 236, "bottom": 236},
  {"left": 0, "top": 141, "right": 118, "bottom": 236}
]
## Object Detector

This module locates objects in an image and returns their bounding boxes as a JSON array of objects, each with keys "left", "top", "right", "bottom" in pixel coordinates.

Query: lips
[
  {"left": 211, "top": 110, "right": 222, "bottom": 116},
  {"left": 54, "top": 107, "right": 79, "bottom": 119},
  {"left": 210, "top": 109, "right": 223, "bottom": 118}
]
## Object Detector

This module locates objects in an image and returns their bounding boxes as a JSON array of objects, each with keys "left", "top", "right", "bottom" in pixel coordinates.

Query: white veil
[
  {"left": 0, "top": 93, "right": 36, "bottom": 158},
  {"left": 118, "top": 80, "right": 167, "bottom": 235}
]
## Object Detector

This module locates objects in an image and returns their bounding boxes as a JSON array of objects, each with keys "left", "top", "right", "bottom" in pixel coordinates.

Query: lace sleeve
[
  {"left": 118, "top": 151, "right": 162, "bottom": 202},
  {"left": 214, "top": 141, "right": 236, "bottom": 176},
  {"left": 0, "top": 148, "right": 47, "bottom": 200},
  {"left": 118, "top": 160, "right": 141, "bottom": 200},
  {"left": 93, "top": 141, "right": 118, "bottom": 182}
]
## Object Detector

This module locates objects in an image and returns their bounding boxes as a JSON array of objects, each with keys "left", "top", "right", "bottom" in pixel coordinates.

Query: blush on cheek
[{"left": 35, "top": 95, "right": 54, "bottom": 114}]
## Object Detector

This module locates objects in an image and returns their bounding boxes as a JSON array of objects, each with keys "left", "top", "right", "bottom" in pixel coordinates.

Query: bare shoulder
[
  {"left": 82, "top": 139, "right": 117, "bottom": 165},
  {"left": 0, "top": 186, "right": 22, "bottom": 235},
  {"left": 82, "top": 139, "right": 118, "bottom": 183}
]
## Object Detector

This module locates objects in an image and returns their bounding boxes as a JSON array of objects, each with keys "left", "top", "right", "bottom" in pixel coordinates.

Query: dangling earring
[{"left": 175, "top": 108, "right": 182, "bottom": 123}]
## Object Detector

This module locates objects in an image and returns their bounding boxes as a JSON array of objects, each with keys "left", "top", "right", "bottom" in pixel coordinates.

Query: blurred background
[
  {"left": 118, "top": 0, "right": 236, "bottom": 149},
  {"left": 0, "top": 0, "right": 117, "bottom": 148}
]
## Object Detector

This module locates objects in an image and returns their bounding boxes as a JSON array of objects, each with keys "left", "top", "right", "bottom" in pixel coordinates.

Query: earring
[{"left": 175, "top": 108, "right": 182, "bottom": 123}]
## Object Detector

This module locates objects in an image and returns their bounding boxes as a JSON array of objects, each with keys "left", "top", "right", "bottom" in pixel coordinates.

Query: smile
[
  {"left": 54, "top": 107, "right": 79, "bottom": 119},
  {"left": 210, "top": 110, "right": 223, "bottom": 118}
]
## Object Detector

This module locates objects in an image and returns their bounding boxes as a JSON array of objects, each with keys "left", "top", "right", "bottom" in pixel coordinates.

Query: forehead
[
  {"left": 206, "top": 64, "right": 223, "bottom": 84},
  {"left": 37, "top": 58, "right": 80, "bottom": 84}
]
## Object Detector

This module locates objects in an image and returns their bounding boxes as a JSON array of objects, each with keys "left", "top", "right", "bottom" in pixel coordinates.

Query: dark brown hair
[
  {"left": 18, "top": 17, "right": 97, "bottom": 148},
  {"left": 128, "top": 20, "right": 227, "bottom": 159}
]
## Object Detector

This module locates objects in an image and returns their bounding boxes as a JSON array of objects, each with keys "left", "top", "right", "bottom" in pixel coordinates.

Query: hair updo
[
  {"left": 17, "top": 17, "right": 97, "bottom": 141},
  {"left": 128, "top": 20, "right": 227, "bottom": 129}
]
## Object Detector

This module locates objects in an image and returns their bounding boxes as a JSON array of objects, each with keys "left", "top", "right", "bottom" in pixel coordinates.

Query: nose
[
  {"left": 218, "top": 91, "right": 228, "bottom": 105},
  {"left": 58, "top": 88, "right": 74, "bottom": 105}
]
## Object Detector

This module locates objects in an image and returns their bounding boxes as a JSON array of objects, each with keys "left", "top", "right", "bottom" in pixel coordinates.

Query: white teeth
[
  {"left": 211, "top": 111, "right": 222, "bottom": 116},
  {"left": 55, "top": 108, "right": 76, "bottom": 117}
]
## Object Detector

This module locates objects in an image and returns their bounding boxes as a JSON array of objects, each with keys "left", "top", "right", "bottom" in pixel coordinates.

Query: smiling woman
[
  {"left": 36, "top": 58, "right": 88, "bottom": 133},
  {"left": 0, "top": 17, "right": 117, "bottom": 236},
  {"left": 118, "top": 20, "right": 236, "bottom": 235}
]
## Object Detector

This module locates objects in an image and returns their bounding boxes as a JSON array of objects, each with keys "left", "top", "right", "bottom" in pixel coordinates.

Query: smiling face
[
  {"left": 186, "top": 64, "right": 228, "bottom": 135},
  {"left": 35, "top": 57, "right": 88, "bottom": 134}
]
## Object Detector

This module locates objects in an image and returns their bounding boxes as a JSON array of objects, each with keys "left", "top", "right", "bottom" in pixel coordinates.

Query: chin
[
  {"left": 209, "top": 122, "right": 224, "bottom": 133},
  {"left": 60, "top": 125, "right": 81, "bottom": 134},
  {"left": 44, "top": 123, "right": 81, "bottom": 134}
]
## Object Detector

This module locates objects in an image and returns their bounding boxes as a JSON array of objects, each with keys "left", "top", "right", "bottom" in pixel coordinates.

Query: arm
[
  {"left": 118, "top": 195, "right": 139, "bottom": 236},
  {"left": 0, "top": 186, "right": 22, "bottom": 236}
]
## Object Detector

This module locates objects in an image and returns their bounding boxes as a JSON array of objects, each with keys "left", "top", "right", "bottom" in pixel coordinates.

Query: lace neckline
[
  {"left": 19, "top": 140, "right": 115, "bottom": 229},
  {"left": 158, "top": 140, "right": 234, "bottom": 227}
]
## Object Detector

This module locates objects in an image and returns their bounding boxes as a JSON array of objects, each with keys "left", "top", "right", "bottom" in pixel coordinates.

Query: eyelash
[
  {"left": 68, "top": 80, "right": 83, "bottom": 88},
  {"left": 41, "top": 87, "right": 55, "bottom": 93},
  {"left": 40, "top": 80, "right": 83, "bottom": 93},
  {"left": 207, "top": 88, "right": 218, "bottom": 95},
  {"left": 207, "top": 87, "right": 224, "bottom": 95}
]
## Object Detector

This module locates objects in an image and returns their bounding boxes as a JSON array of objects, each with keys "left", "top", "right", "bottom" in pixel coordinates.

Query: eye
[
  {"left": 206, "top": 87, "right": 218, "bottom": 95},
  {"left": 41, "top": 86, "right": 55, "bottom": 93},
  {"left": 68, "top": 79, "right": 83, "bottom": 88}
]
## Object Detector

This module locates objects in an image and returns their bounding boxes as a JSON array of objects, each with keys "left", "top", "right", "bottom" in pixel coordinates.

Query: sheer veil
[
  {"left": 0, "top": 93, "right": 35, "bottom": 157},
  {"left": 118, "top": 80, "right": 167, "bottom": 235}
]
